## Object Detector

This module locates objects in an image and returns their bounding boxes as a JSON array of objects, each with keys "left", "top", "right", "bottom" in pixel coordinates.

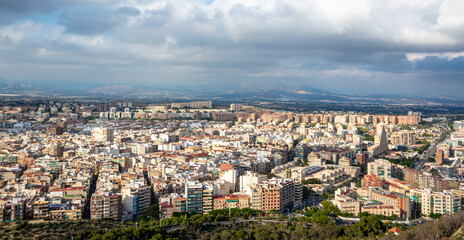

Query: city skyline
[
  {"left": 1, "top": 0, "right": 464, "bottom": 99},
  {"left": 1, "top": 95, "right": 464, "bottom": 239}
]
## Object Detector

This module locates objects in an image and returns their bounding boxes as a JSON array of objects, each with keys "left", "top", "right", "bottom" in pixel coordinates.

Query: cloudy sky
[{"left": 1, "top": 0, "right": 464, "bottom": 98}]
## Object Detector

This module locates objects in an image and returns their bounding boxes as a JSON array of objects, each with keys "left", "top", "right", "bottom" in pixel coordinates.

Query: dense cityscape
[
  {"left": 2, "top": 0, "right": 464, "bottom": 239},
  {"left": 0, "top": 98, "right": 463, "bottom": 239}
]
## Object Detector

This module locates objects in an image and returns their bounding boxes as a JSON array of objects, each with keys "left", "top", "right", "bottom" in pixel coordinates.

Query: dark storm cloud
[
  {"left": 59, "top": 4, "right": 140, "bottom": 35},
  {"left": 0, "top": 0, "right": 81, "bottom": 24},
  {"left": 414, "top": 56, "right": 464, "bottom": 71},
  {"left": 0, "top": 0, "right": 66, "bottom": 14}
]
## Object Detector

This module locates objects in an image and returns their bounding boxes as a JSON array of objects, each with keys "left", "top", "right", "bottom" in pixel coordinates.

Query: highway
[{"left": 413, "top": 123, "right": 450, "bottom": 171}]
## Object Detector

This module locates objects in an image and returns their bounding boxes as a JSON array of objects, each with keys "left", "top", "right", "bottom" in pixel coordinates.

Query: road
[
  {"left": 336, "top": 216, "right": 433, "bottom": 226},
  {"left": 166, "top": 218, "right": 299, "bottom": 232},
  {"left": 438, "top": 158, "right": 463, "bottom": 180},
  {"left": 413, "top": 124, "right": 449, "bottom": 171}
]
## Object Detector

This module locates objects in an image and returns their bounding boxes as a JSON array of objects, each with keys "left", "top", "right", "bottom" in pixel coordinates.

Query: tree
[
  {"left": 220, "top": 230, "right": 233, "bottom": 239},
  {"left": 418, "top": 140, "right": 430, "bottom": 154},
  {"left": 144, "top": 203, "right": 160, "bottom": 220},
  {"left": 341, "top": 212, "right": 354, "bottom": 217},
  {"left": 429, "top": 212, "right": 442, "bottom": 219},
  {"left": 235, "top": 230, "right": 248, "bottom": 240},
  {"left": 84, "top": 115, "right": 99, "bottom": 121},
  {"left": 353, "top": 215, "right": 385, "bottom": 237},
  {"left": 302, "top": 178, "right": 322, "bottom": 185},
  {"left": 321, "top": 193, "right": 329, "bottom": 200},
  {"left": 400, "top": 125, "right": 412, "bottom": 130},
  {"left": 303, "top": 158, "right": 308, "bottom": 166},
  {"left": 311, "top": 210, "right": 330, "bottom": 224},
  {"left": 357, "top": 127, "right": 368, "bottom": 134},
  {"left": 358, "top": 212, "right": 370, "bottom": 218},
  {"left": 430, "top": 168, "right": 440, "bottom": 177},
  {"left": 363, "top": 135, "right": 375, "bottom": 141},
  {"left": 305, "top": 207, "right": 320, "bottom": 217},
  {"left": 321, "top": 201, "right": 341, "bottom": 215}
]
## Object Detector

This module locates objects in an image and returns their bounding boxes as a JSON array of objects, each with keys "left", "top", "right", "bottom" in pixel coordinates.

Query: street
[{"left": 413, "top": 123, "right": 450, "bottom": 171}]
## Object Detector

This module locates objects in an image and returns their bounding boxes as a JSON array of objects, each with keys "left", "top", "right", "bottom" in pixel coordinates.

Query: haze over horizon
[{"left": 1, "top": 0, "right": 464, "bottom": 99}]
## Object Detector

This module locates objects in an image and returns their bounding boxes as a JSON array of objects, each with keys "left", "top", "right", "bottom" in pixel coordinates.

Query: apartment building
[
  {"left": 90, "top": 192, "right": 122, "bottom": 221},
  {"left": 369, "top": 188, "right": 411, "bottom": 218},
  {"left": 403, "top": 168, "right": 448, "bottom": 192},
  {"left": 249, "top": 185, "right": 262, "bottom": 210},
  {"left": 390, "top": 131, "right": 416, "bottom": 145},
  {"left": 260, "top": 178, "right": 295, "bottom": 212},
  {"left": 171, "top": 101, "right": 212, "bottom": 109},
  {"left": 202, "top": 184, "right": 214, "bottom": 214},
  {"left": 213, "top": 194, "right": 251, "bottom": 210},
  {"left": 230, "top": 104, "right": 243, "bottom": 112},
  {"left": 159, "top": 202, "right": 174, "bottom": 219},
  {"left": 213, "top": 112, "right": 235, "bottom": 121},
  {"left": 173, "top": 196, "right": 186, "bottom": 213},
  {"left": 91, "top": 127, "right": 114, "bottom": 142},
  {"left": 356, "top": 152, "right": 369, "bottom": 166},
  {"left": 0, "top": 198, "right": 25, "bottom": 222},
  {"left": 372, "top": 115, "right": 420, "bottom": 125},
  {"left": 410, "top": 189, "right": 461, "bottom": 217},
  {"left": 239, "top": 171, "right": 267, "bottom": 193},
  {"left": 335, "top": 198, "right": 361, "bottom": 216},
  {"left": 361, "top": 174, "right": 386, "bottom": 189},
  {"left": 368, "top": 159, "right": 404, "bottom": 180},
  {"left": 361, "top": 205, "right": 401, "bottom": 217},
  {"left": 159, "top": 193, "right": 186, "bottom": 219},
  {"left": 368, "top": 159, "right": 392, "bottom": 179},
  {"left": 33, "top": 197, "right": 50, "bottom": 219},
  {"left": 185, "top": 182, "right": 203, "bottom": 214},
  {"left": 49, "top": 204, "right": 82, "bottom": 220},
  {"left": 437, "top": 149, "right": 444, "bottom": 166},
  {"left": 121, "top": 185, "right": 151, "bottom": 221}
]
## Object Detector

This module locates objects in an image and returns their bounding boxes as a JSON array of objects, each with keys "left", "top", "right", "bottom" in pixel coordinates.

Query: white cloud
[
  {"left": 406, "top": 51, "right": 464, "bottom": 61},
  {"left": 0, "top": 21, "right": 40, "bottom": 44}
]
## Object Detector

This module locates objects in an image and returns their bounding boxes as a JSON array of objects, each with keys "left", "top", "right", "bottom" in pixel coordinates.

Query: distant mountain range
[{"left": 0, "top": 80, "right": 463, "bottom": 105}]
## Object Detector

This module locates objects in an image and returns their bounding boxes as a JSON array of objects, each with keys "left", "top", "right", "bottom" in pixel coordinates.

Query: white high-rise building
[
  {"left": 91, "top": 127, "right": 114, "bottom": 142},
  {"left": 230, "top": 103, "right": 243, "bottom": 112},
  {"left": 239, "top": 171, "right": 267, "bottom": 193},
  {"left": 220, "top": 169, "right": 238, "bottom": 192}
]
